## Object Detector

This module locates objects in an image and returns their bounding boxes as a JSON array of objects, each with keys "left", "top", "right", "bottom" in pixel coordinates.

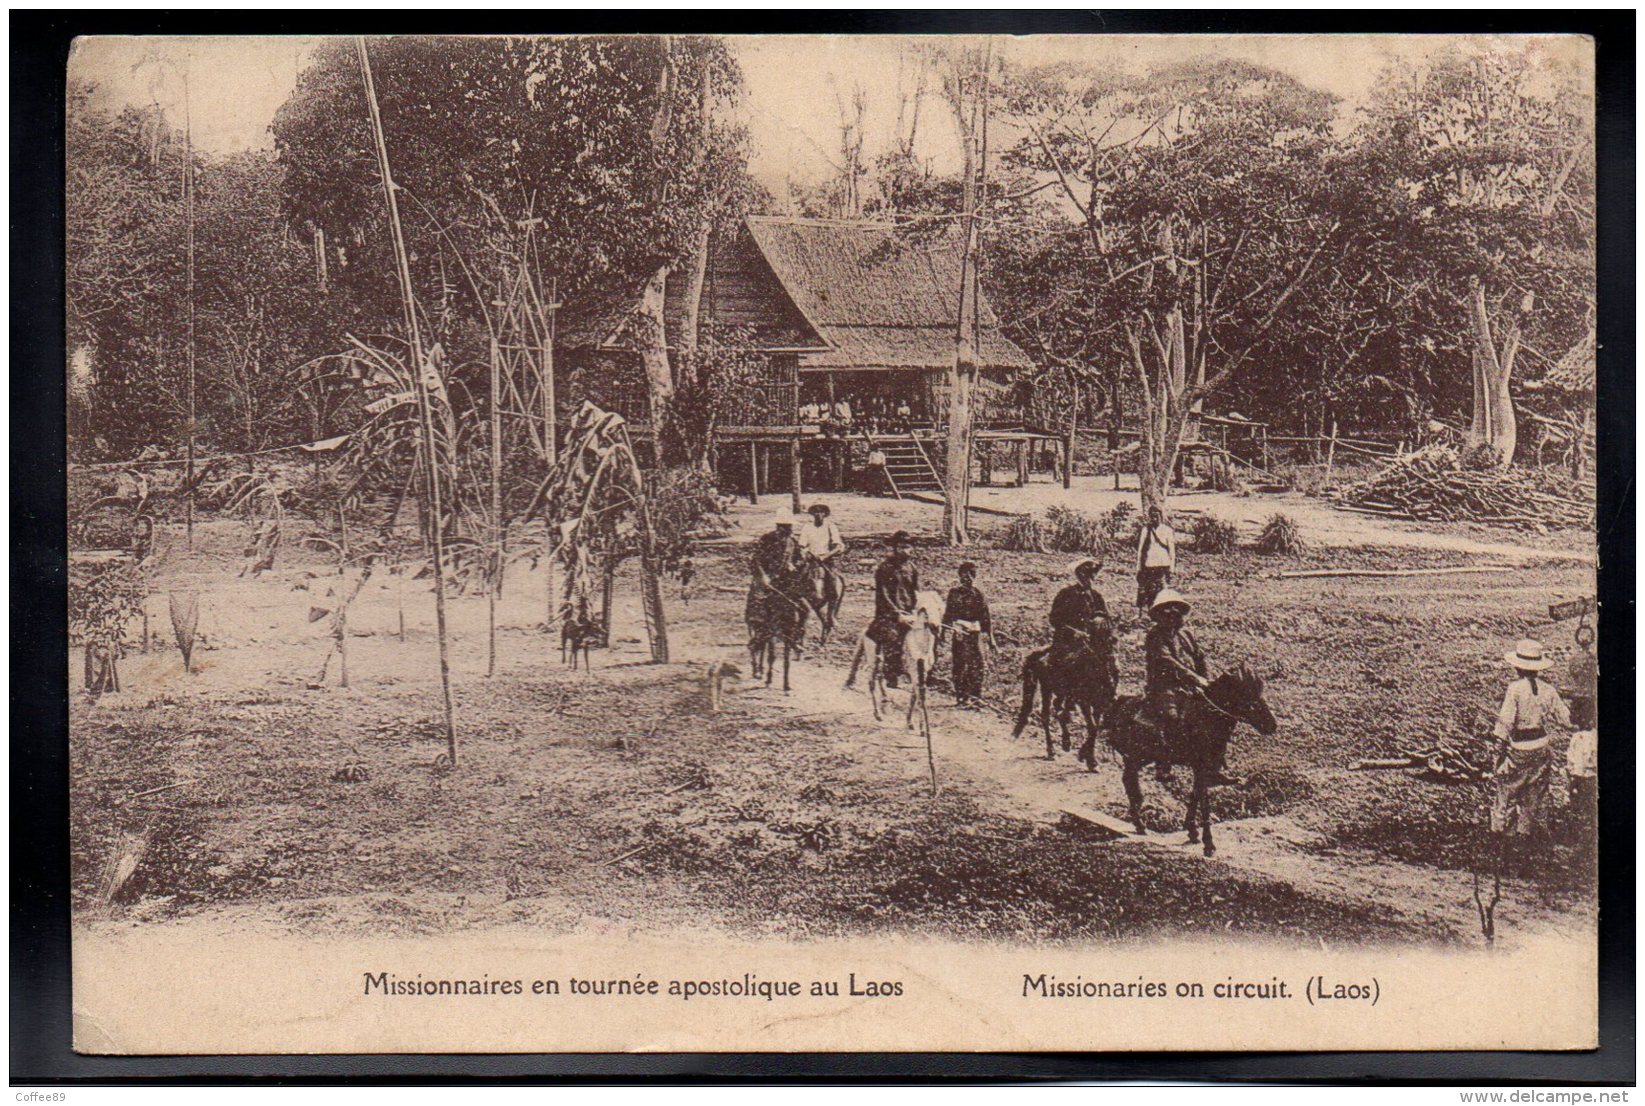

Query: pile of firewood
[{"left": 1337, "top": 446, "right": 1593, "bottom": 530}]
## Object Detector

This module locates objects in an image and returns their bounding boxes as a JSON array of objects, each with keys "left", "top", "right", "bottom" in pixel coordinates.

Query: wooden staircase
[{"left": 868, "top": 430, "right": 944, "bottom": 499}]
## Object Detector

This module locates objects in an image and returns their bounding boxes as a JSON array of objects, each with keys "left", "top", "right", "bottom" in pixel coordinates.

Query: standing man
[
  {"left": 1490, "top": 639, "right": 1570, "bottom": 849},
  {"left": 943, "top": 561, "right": 995, "bottom": 707},
  {"left": 1135, "top": 503, "right": 1177, "bottom": 612},
  {"left": 865, "top": 446, "right": 889, "bottom": 496},
  {"left": 869, "top": 530, "right": 919, "bottom": 688}
]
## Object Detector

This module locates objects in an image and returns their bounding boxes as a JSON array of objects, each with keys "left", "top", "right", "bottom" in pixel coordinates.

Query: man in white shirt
[
  {"left": 866, "top": 448, "right": 888, "bottom": 496},
  {"left": 1135, "top": 504, "right": 1177, "bottom": 611},
  {"left": 798, "top": 504, "right": 847, "bottom": 637},
  {"left": 1490, "top": 639, "right": 1571, "bottom": 843},
  {"left": 797, "top": 503, "right": 846, "bottom": 562}
]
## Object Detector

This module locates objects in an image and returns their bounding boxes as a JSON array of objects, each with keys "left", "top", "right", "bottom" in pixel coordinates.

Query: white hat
[
  {"left": 1069, "top": 557, "right": 1101, "bottom": 577},
  {"left": 1150, "top": 588, "right": 1190, "bottom": 615},
  {"left": 772, "top": 510, "right": 795, "bottom": 527},
  {"left": 1505, "top": 639, "right": 1555, "bottom": 671}
]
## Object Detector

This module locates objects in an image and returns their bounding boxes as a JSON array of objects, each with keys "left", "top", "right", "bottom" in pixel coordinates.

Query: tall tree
[
  {"left": 1356, "top": 45, "right": 1594, "bottom": 467},
  {"left": 1000, "top": 57, "right": 1348, "bottom": 512},
  {"left": 271, "top": 35, "right": 749, "bottom": 465}
]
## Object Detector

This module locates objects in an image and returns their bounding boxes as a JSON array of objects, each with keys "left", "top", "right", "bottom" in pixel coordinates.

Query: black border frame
[{"left": 12, "top": 9, "right": 1634, "bottom": 1085}]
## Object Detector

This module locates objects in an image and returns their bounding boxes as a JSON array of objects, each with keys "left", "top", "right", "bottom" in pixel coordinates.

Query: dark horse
[
  {"left": 746, "top": 576, "right": 817, "bottom": 693},
  {"left": 1011, "top": 624, "right": 1119, "bottom": 761},
  {"left": 1105, "top": 664, "right": 1278, "bottom": 857},
  {"left": 799, "top": 555, "right": 845, "bottom": 644}
]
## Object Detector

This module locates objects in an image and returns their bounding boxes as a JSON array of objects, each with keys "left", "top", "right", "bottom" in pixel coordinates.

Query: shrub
[
  {"left": 1192, "top": 513, "right": 1241, "bottom": 553},
  {"left": 1096, "top": 501, "right": 1138, "bottom": 553},
  {"left": 998, "top": 513, "right": 1048, "bottom": 552},
  {"left": 1254, "top": 512, "right": 1308, "bottom": 555},
  {"left": 69, "top": 557, "right": 147, "bottom": 694},
  {"left": 1042, "top": 505, "right": 1106, "bottom": 554},
  {"left": 1208, "top": 463, "right": 1247, "bottom": 494}
]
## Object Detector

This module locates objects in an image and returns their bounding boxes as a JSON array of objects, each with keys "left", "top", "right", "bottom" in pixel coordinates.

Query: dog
[{"left": 705, "top": 660, "right": 743, "bottom": 713}]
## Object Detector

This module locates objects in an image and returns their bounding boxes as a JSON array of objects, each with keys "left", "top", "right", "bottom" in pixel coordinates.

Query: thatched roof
[
  {"left": 1533, "top": 329, "right": 1596, "bottom": 397},
  {"left": 744, "top": 216, "right": 1034, "bottom": 373},
  {"left": 559, "top": 216, "right": 1035, "bottom": 375}
]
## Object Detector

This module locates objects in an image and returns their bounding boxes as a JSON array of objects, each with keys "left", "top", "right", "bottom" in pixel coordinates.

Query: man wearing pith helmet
[{"left": 1142, "top": 588, "right": 1209, "bottom": 733}]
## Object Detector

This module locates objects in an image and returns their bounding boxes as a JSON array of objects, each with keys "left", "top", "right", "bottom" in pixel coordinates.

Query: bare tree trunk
[
  {"left": 940, "top": 45, "right": 988, "bottom": 546},
  {"left": 1464, "top": 284, "right": 1519, "bottom": 469},
  {"left": 636, "top": 265, "right": 676, "bottom": 456}
]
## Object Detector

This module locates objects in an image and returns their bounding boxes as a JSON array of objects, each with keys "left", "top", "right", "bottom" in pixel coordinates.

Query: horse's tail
[{"left": 1011, "top": 654, "right": 1040, "bottom": 738}]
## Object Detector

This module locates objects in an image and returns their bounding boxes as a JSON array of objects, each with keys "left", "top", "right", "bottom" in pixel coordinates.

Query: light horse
[
  {"left": 844, "top": 590, "right": 944, "bottom": 732},
  {"left": 1010, "top": 623, "right": 1119, "bottom": 762},
  {"left": 1104, "top": 664, "right": 1278, "bottom": 857}
]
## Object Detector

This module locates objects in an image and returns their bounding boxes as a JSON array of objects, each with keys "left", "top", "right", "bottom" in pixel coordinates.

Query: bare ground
[{"left": 71, "top": 488, "right": 1596, "bottom": 951}]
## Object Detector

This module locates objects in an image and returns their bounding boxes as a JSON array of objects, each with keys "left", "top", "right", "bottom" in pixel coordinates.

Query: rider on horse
[
  {"left": 748, "top": 509, "right": 803, "bottom": 642},
  {"left": 1142, "top": 589, "right": 1209, "bottom": 725},
  {"left": 868, "top": 530, "right": 919, "bottom": 689},
  {"left": 1047, "top": 557, "right": 1115, "bottom": 685},
  {"left": 797, "top": 502, "right": 846, "bottom": 620}
]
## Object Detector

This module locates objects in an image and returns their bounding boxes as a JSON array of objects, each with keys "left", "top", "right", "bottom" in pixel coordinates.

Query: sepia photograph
[{"left": 56, "top": 28, "right": 1605, "bottom": 1056}]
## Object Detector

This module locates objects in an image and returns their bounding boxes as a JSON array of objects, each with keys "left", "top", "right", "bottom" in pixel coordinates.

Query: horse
[
  {"left": 559, "top": 601, "right": 604, "bottom": 671},
  {"left": 799, "top": 554, "right": 846, "bottom": 644},
  {"left": 845, "top": 590, "right": 943, "bottom": 728},
  {"left": 1010, "top": 622, "right": 1119, "bottom": 762},
  {"left": 746, "top": 573, "right": 817, "bottom": 693},
  {"left": 1104, "top": 664, "right": 1278, "bottom": 857}
]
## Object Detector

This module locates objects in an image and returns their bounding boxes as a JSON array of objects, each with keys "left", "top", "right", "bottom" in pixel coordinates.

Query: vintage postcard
[{"left": 65, "top": 31, "right": 1599, "bottom": 1054}]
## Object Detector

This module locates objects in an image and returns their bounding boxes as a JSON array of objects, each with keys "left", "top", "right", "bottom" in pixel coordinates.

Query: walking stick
[{"left": 920, "top": 660, "right": 937, "bottom": 797}]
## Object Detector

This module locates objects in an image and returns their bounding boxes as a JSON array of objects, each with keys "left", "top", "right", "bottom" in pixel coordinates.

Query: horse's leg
[
  {"left": 867, "top": 654, "right": 884, "bottom": 722},
  {"left": 1077, "top": 702, "right": 1098, "bottom": 769},
  {"left": 1060, "top": 699, "right": 1073, "bottom": 753},
  {"left": 1199, "top": 769, "right": 1216, "bottom": 857},
  {"left": 1041, "top": 687, "right": 1055, "bottom": 761},
  {"left": 1011, "top": 661, "right": 1037, "bottom": 739},
  {"left": 782, "top": 638, "right": 792, "bottom": 694},
  {"left": 1185, "top": 767, "right": 1202, "bottom": 845},
  {"left": 844, "top": 638, "right": 864, "bottom": 689},
  {"left": 764, "top": 639, "right": 775, "bottom": 687},
  {"left": 1122, "top": 756, "right": 1146, "bottom": 834}
]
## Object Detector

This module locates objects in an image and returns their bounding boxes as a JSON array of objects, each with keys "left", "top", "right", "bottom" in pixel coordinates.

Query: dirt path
[
  {"left": 732, "top": 481, "right": 1593, "bottom": 565},
  {"left": 660, "top": 610, "right": 1588, "bottom": 949}
]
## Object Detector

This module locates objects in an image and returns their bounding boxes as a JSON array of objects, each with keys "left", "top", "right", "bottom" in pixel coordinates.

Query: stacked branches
[{"left": 1337, "top": 446, "right": 1592, "bottom": 530}]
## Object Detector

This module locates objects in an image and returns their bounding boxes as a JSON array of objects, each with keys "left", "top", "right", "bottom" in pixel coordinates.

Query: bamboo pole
[
  {"left": 1323, "top": 418, "right": 1339, "bottom": 487},
  {"left": 789, "top": 437, "right": 802, "bottom": 514},
  {"left": 336, "top": 502, "right": 351, "bottom": 688},
  {"left": 357, "top": 36, "right": 458, "bottom": 767},
  {"left": 489, "top": 334, "right": 502, "bottom": 678},
  {"left": 1064, "top": 373, "right": 1077, "bottom": 490},
  {"left": 183, "top": 55, "right": 196, "bottom": 552},
  {"left": 543, "top": 276, "right": 559, "bottom": 637}
]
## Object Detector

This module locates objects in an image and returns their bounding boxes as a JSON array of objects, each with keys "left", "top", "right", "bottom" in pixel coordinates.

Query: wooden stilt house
[{"left": 556, "top": 215, "right": 1051, "bottom": 502}]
